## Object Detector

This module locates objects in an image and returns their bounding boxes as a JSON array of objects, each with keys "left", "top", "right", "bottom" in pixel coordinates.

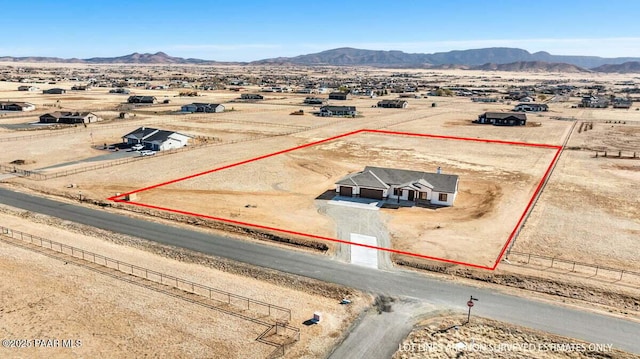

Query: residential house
[
  {"left": 328, "top": 92, "right": 350, "bottom": 100},
  {"left": 377, "top": 100, "right": 408, "bottom": 108},
  {"left": 127, "top": 96, "right": 157, "bottom": 104},
  {"left": 513, "top": 103, "right": 548, "bottom": 112},
  {"left": 612, "top": 98, "right": 632, "bottom": 109},
  {"left": 475, "top": 112, "right": 527, "bottom": 126},
  {"left": 180, "top": 103, "right": 225, "bottom": 113},
  {"left": 580, "top": 96, "right": 609, "bottom": 108},
  {"left": 42, "top": 88, "right": 67, "bottom": 94},
  {"left": 109, "top": 88, "right": 130, "bottom": 94},
  {"left": 71, "top": 85, "right": 90, "bottom": 91},
  {"left": 17, "top": 85, "right": 39, "bottom": 92},
  {"left": 39, "top": 111, "right": 99, "bottom": 124},
  {"left": 0, "top": 102, "right": 36, "bottom": 111},
  {"left": 240, "top": 93, "right": 264, "bottom": 100},
  {"left": 121, "top": 127, "right": 191, "bottom": 151},
  {"left": 319, "top": 105, "right": 357, "bottom": 117},
  {"left": 335, "top": 166, "right": 459, "bottom": 207},
  {"left": 303, "top": 97, "right": 325, "bottom": 105}
]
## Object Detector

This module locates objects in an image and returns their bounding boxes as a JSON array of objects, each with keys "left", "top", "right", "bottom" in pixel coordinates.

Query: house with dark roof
[
  {"left": 43, "top": 88, "right": 67, "bottom": 94},
  {"left": 475, "top": 112, "right": 527, "bottom": 126},
  {"left": 329, "top": 92, "right": 350, "bottom": 100},
  {"left": 580, "top": 96, "right": 609, "bottom": 108},
  {"left": 240, "top": 93, "right": 263, "bottom": 100},
  {"left": 17, "top": 85, "right": 39, "bottom": 92},
  {"left": 335, "top": 166, "right": 459, "bottom": 206},
  {"left": 181, "top": 103, "right": 225, "bottom": 113},
  {"left": 0, "top": 101, "right": 35, "bottom": 111},
  {"left": 122, "top": 127, "right": 191, "bottom": 151},
  {"left": 303, "top": 97, "right": 326, "bottom": 105},
  {"left": 513, "top": 103, "right": 548, "bottom": 112},
  {"left": 39, "top": 111, "right": 99, "bottom": 124},
  {"left": 377, "top": 100, "right": 408, "bottom": 108},
  {"left": 319, "top": 105, "right": 357, "bottom": 117},
  {"left": 127, "top": 96, "right": 157, "bottom": 104},
  {"left": 612, "top": 98, "right": 632, "bottom": 109}
]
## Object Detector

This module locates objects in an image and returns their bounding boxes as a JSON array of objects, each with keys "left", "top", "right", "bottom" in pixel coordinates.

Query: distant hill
[
  {"left": 83, "top": 52, "right": 215, "bottom": 64},
  {"left": 0, "top": 52, "right": 220, "bottom": 65},
  {"left": 591, "top": 61, "right": 640, "bottom": 73},
  {"left": 2, "top": 48, "right": 640, "bottom": 71},
  {"left": 472, "top": 61, "right": 590, "bottom": 73},
  {"left": 254, "top": 47, "right": 640, "bottom": 69}
]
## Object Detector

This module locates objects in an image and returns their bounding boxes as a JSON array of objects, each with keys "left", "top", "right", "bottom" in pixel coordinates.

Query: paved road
[{"left": 0, "top": 187, "right": 638, "bottom": 354}]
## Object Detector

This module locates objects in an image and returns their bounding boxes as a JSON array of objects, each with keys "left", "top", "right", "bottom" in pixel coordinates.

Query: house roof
[
  {"left": 321, "top": 106, "right": 356, "bottom": 112},
  {"left": 482, "top": 112, "right": 527, "bottom": 120},
  {"left": 336, "top": 166, "right": 459, "bottom": 193},
  {"left": 122, "top": 127, "right": 159, "bottom": 140},
  {"left": 378, "top": 100, "right": 407, "bottom": 106},
  {"left": 41, "top": 111, "right": 94, "bottom": 119},
  {"left": 143, "top": 130, "right": 176, "bottom": 143}
]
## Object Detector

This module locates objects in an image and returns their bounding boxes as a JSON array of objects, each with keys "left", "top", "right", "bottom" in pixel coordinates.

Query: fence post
[
  {"left": 620, "top": 270, "right": 624, "bottom": 281},
  {"left": 527, "top": 253, "right": 531, "bottom": 264},
  {"left": 550, "top": 258, "right": 554, "bottom": 268},
  {"left": 595, "top": 266, "right": 599, "bottom": 276},
  {"left": 572, "top": 262, "right": 575, "bottom": 272}
]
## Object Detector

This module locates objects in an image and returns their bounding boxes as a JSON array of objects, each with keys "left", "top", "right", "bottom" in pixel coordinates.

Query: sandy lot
[
  {"left": 0, "top": 209, "right": 369, "bottom": 359},
  {"left": 1, "top": 64, "right": 638, "bottom": 283},
  {"left": 393, "top": 314, "right": 639, "bottom": 359}
]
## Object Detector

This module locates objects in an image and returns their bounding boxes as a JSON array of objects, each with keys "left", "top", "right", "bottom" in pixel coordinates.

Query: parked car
[
  {"left": 131, "top": 144, "right": 144, "bottom": 151},
  {"left": 139, "top": 150, "right": 156, "bottom": 156}
]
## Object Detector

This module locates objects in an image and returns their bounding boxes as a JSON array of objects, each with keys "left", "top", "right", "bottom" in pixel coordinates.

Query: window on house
[
  {"left": 420, "top": 192, "right": 428, "bottom": 200},
  {"left": 438, "top": 193, "right": 448, "bottom": 202},
  {"left": 393, "top": 188, "right": 400, "bottom": 196}
]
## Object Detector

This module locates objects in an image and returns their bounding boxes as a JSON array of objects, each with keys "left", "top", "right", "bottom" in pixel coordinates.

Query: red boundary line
[{"left": 108, "top": 129, "right": 561, "bottom": 271}]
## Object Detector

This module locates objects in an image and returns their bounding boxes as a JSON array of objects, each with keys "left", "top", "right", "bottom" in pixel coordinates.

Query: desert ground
[
  {"left": 0, "top": 207, "right": 368, "bottom": 359},
  {"left": 393, "top": 314, "right": 639, "bottom": 359},
  {"left": 1, "top": 63, "right": 639, "bottom": 356}
]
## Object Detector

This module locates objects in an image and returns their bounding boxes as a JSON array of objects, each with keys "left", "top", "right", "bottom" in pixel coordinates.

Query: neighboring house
[
  {"left": 335, "top": 166, "right": 459, "bottom": 207},
  {"left": 303, "top": 97, "right": 325, "bottom": 105},
  {"left": 127, "top": 95, "right": 157, "bottom": 104},
  {"left": 580, "top": 96, "right": 609, "bottom": 108},
  {"left": 328, "top": 92, "right": 350, "bottom": 100},
  {"left": 513, "top": 103, "right": 548, "bottom": 112},
  {"left": 109, "top": 88, "right": 131, "bottom": 94},
  {"left": 612, "top": 98, "right": 632, "bottom": 109},
  {"left": 17, "top": 85, "right": 39, "bottom": 92},
  {"left": 319, "top": 105, "right": 357, "bottom": 117},
  {"left": 180, "top": 103, "right": 225, "bottom": 113},
  {"left": 0, "top": 101, "right": 36, "bottom": 111},
  {"left": 475, "top": 112, "right": 527, "bottom": 126},
  {"left": 377, "top": 99, "right": 408, "bottom": 108},
  {"left": 42, "top": 88, "right": 66, "bottom": 94},
  {"left": 71, "top": 85, "right": 90, "bottom": 91},
  {"left": 39, "top": 111, "right": 99, "bottom": 124},
  {"left": 471, "top": 97, "right": 498, "bottom": 103},
  {"left": 240, "top": 93, "right": 264, "bottom": 100},
  {"left": 122, "top": 127, "right": 190, "bottom": 151}
]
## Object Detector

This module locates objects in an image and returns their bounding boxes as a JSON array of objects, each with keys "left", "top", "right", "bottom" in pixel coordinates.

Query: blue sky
[{"left": 2, "top": 0, "right": 639, "bottom": 61}]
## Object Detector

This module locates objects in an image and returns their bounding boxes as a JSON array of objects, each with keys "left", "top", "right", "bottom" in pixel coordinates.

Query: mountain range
[{"left": 2, "top": 48, "right": 640, "bottom": 72}]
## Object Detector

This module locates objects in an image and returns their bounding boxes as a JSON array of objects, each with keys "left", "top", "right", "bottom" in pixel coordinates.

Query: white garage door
[{"left": 350, "top": 233, "right": 378, "bottom": 269}]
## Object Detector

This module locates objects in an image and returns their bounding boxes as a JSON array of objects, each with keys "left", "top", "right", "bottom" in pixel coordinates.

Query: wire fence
[
  {"left": 505, "top": 120, "right": 577, "bottom": 257},
  {"left": 0, "top": 225, "right": 294, "bottom": 323},
  {"left": 506, "top": 251, "right": 640, "bottom": 285}
]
